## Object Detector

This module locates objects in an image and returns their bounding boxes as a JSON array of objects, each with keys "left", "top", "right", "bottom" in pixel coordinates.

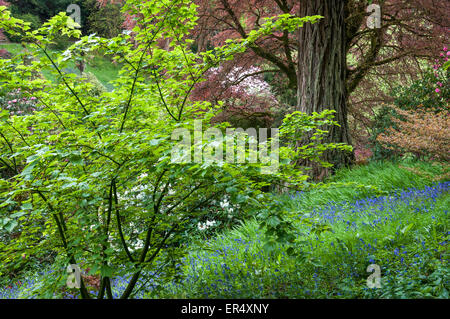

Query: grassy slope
[
  {"left": 154, "top": 160, "right": 449, "bottom": 298},
  {"left": 0, "top": 43, "right": 120, "bottom": 91},
  {"left": 281, "top": 159, "right": 449, "bottom": 213}
]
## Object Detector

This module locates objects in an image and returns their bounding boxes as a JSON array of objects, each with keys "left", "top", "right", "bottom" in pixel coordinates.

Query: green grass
[
  {"left": 0, "top": 43, "right": 24, "bottom": 56},
  {"left": 150, "top": 160, "right": 449, "bottom": 299},
  {"left": 0, "top": 43, "right": 121, "bottom": 91},
  {"left": 279, "top": 159, "right": 449, "bottom": 214}
]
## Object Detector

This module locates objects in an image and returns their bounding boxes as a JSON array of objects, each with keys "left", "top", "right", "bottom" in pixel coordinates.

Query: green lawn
[{"left": 0, "top": 42, "right": 121, "bottom": 91}]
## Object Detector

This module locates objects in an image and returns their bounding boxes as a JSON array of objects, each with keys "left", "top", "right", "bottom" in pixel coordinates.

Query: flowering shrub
[
  {"left": 191, "top": 65, "right": 278, "bottom": 129},
  {"left": 376, "top": 105, "right": 450, "bottom": 161},
  {"left": 0, "top": 88, "right": 39, "bottom": 116},
  {"left": 370, "top": 47, "right": 450, "bottom": 160},
  {"left": 0, "top": 48, "right": 11, "bottom": 59}
]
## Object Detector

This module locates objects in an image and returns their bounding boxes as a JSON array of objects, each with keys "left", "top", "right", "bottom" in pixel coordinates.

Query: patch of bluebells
[
  {"left": 162, "top": 182, "right": 449, "bottom": 298},
  {"left": 292, "top": 182, "right": 449, "bottom": 227},
  {"left": 2, "top": 182, "right": 448, "bottom": 298},
  {"left": 1, "top": 267, "right": 159, "bottom": 299}
]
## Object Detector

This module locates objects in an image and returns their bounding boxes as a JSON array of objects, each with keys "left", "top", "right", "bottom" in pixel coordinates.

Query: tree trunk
[{"left": 297, "top": 0, "right": 354, "bottom": 175}]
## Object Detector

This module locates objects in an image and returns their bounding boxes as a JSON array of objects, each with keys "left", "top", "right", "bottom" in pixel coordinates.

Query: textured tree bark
[{"left": 297, "top": 0, "right": 354, "bottom": 176}]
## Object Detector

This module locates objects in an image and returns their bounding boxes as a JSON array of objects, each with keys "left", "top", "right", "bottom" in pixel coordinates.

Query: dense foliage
[
  {"left": 376, "top": 106, "right": 450, "bottom": 162},
  {"left": 370, "top": 51, "right": 449, "bottom": 160},
  {"left": 2, "top": 161, "right": 449, "bottom": 298},
  {"left": 0, "top": 1, "right": 349, "bottom": 298}
]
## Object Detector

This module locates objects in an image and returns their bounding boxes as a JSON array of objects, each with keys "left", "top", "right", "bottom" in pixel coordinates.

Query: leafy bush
[
  {"left": 376, "top": 105, "right": 449, "bottom": 162},
  {"left": 391, "top": 69, "right": 449, "bottom": 112},
  {"left": 79, "top": 71, "right": 107, "bottom": 96},
  {"left": 370, "top": 51, "right": 449, "bottom": 160},
  {"left": 4, "top": 13, "right": 41, "bottom": 42},
  {"left": 84, "top": 0, "right": 124, "bottom": 39}
]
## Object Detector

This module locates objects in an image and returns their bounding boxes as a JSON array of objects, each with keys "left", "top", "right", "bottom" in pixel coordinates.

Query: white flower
[
  {"left": 206, "top": 220, "right": 216, "bottom": 227},
  {"left": 198, "top": 220, "right": 217, "bottom": 231},
  {"left": 139, "top": 173, "right": 148, "bottom": 179},
  {"left": 220, "top": 198, "right": 230, "bottom": 209}
]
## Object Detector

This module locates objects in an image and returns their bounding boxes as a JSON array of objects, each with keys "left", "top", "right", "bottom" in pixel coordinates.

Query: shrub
[
  {"left": 84, "top": 0, "right": 124, "bottom": 38},
  {"left": 376, "top": 105, "right": 450, "bottom": 162},
  {"left": 391, "top": 69, "right": 449, "bottom": 112},
  {"left": 0, "top": 48, "right": 12, "bottom": 59},
  {"left": 4, "top": 13, "right": 41, "bottom": 42},
  {"left": 370, "top": 49, "right": 449, "bottom": 160},
  {"left": 80, "top": 72, "right": 107, "bottom": 96}
]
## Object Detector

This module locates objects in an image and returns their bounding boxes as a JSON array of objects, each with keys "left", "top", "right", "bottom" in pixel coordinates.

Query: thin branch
[{"left": 113, "top": 179, "right": 135, "bottom": 262}]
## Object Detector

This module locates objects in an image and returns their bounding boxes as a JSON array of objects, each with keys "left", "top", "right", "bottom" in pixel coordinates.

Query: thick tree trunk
[{"left": 297, "top": 0, "right": 354, "bottom": 175}]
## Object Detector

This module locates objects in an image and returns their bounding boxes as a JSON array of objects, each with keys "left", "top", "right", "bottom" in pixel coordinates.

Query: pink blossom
[
  {"left": 435, "top": 88, "right": 441, "bottom": 93},
  {"left": 437, "top": 82, "right": 443, "bottom": 87},
  {"left": 444, "top": 47, "right": 448, "bottom": 51},
  {"left": 11, "top": 99, "right": 17, "bottom": 103},
  {"left": 30, "top": 97, "right": 36, "bottom": 100}
]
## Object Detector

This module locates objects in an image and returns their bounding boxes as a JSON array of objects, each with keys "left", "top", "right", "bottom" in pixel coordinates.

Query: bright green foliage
[
  {"left": 0, "top": 2, "right": 341, "bottom": 299},
  {"left": 279, "top": 109, "right": 352, "bottom": 169}
]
